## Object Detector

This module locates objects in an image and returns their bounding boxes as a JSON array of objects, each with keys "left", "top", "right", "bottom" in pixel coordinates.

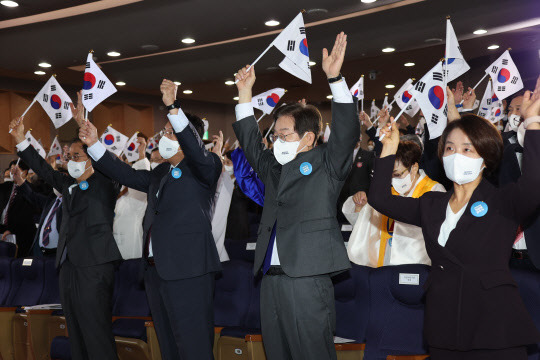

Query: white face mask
[
  {"left": 443, "top": 153, "right": 484, "bottom": 185},
  {"left": 224, "top": 164, "right": 234, "bottom": 176},
  {"left": 517, "top": 122, "right": 526, "bottom": 147},
  {"left": 367, "top": 145, "right": 375, "bottom": 151},
  {"left": 273, "top": 134, "right": 307, "bottom": 165},
  {"left": 392, "top": 172, "right": 413, "bottom": 195},
  {"left": 67, "top": 159, "right": 89, "bottom": 179},
  {"left": 53, "top": 188, "right": 62, "bottom": 197},
  {"left": 150, "top": 162, "right": 160, "bottom": 170},
  {"left": 508, "top": 114, "right": 522, "bottom": 132},
  {"left": 159, "top": 136, "right": 180, "bottom": 160}
]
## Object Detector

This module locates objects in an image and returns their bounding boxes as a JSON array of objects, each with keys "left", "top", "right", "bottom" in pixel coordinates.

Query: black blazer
[
  {"left": 233, "top": 100, "right": 360, "bottom": 277},
  {"left": 18, "top": 146, "right": 122, "bottom": 268},
  {"left": 92, "top": 122, "right": 223, "bottom": 281},
  {"left": 368, "top": 130, "right": 540, "bottom": 350},
  {"left": 17, "top": 182, "right": 62, "bottom": 257}
]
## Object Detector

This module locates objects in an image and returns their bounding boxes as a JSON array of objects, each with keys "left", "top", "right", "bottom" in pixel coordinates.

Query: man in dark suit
[
  {"left": 9, "top": 106, "right": 121, "bottom": 360},
  {"left": 232, "top": 32, "right": 359, "bottom": 360},
  {"left": 0, "top": 159, "right": 40, "bottom": 257},
  {"left": 12, "top": 165, "right": 66, "bottom": 258},
  {"left": 79, "top": 79, "right": 223, "bottom": 360}
]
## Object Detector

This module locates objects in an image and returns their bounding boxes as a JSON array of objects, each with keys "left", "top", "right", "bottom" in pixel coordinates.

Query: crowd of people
[{"left": 2, "top": 30, "right": 540, "bottom": 360}]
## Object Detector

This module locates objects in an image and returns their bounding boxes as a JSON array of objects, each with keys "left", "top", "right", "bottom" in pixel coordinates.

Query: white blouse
[{"left": 437, "top": 203, "right": 467, "bottom": 247}]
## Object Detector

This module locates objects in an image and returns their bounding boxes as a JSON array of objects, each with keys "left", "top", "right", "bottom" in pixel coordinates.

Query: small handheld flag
[
  {"left": 122, "top": 132, "right": 140, "bottom": 163},
  {"left": 82, "top": 52, "right": 117, "bottom": 112},
  {"left": 34, "top": 76, "right": 73, "bottom": 128},
  {"left": 485, "top": 49, "right": 523, "bottom": 101},
  {"left": 47, "top": 136, "right": 62, "bottom": 158},
  {"left": 99, "top": 125, "right": 128, "bottom": 157},
  {"left": 25, "top": 131, "right": 46, "bottom": 158},
  {"left": 444, "top": 18, "right": 470, "bottom": 82},
  {"left": 252, "top": 88, "right": 286, "bottom": 115}
]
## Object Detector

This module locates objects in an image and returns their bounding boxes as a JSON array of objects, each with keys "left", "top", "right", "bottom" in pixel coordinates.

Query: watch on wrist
[
  {"left": 327, "top": 73, "right": 343, "bottom": 84},
  {"left": 166, "top": 100, "right": 181, "bottom": 111}
]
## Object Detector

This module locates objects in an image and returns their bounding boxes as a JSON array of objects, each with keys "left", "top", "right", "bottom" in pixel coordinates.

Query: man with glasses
[
  {"left": 79, "top": 79, "right": 222, "bottom": 360},
  {"left": 9, "top": 92, "right": 122, "bottom": 360},
  {"left": 232, "top": 32, "right": 360, "bottom": 360}
]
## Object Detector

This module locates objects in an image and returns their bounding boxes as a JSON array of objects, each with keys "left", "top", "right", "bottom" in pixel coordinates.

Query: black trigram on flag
[
  {"left": 511, "top": 76, "right": 519, "bottom": 84},
  {"left": 299, "top": 27, "right": 306, "bottom": 35},
  {"left": 487, "top": 99, "right": 492, "bottom": 106},
  {"left": 491, "top": 65, "right": 499, "bottom": 74},
  {"left": 64, "top": 102, "right": 71, "bottom": 110},
  {"left": 433, "top": 72, "right": 443, "bottom": 82},
  {"left": 457, "top": 45, "right": 463, "bottom": 55},
  {"left": 431, "top": 113, "right": 439, "bottom": 124},
  {"left": 43, "top": 94, "right": 49, "bottom": 102},
  {"left": 443, "top": 105, "right": 448, "bottom": 117},
  {"left": 55, "top": 113, "right": 62, "bottom": 119},
  {"left": 116, "top": 136, "right": 122, "bottom": 141},
  {"left": 502, "top": 59, "right": 509, "bottom": 65},
  {"left": 97, "top": 80, "right": 106, "bottom": 89},
  {"left": 84, "top": 93, "right": 93, "bottom": 100},
  {"left": 258, "top": 98, "right": 264, "bottom": 106},
  {"left": 51, "top": 85, "right": 56, "bottom": 91},
  {"left": 287, "top": 40, "right": 296, "bottom": 51},
  {"left": 85, "top": 62, "right": 90, "bottom": 69},
  {"left": 498, "top": 86, "right": 506, "bottom": 92},
  {"left": 415, "top": 81, "right": 426, "bottom": 93}
]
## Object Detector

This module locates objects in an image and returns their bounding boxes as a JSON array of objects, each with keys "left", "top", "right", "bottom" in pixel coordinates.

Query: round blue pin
[
  {"left": 299, "top": 162, "right": 312, "bottom": 176},
  {"left": 171, "top": 168, "right": 182, "bottom": 179},
  {"left": 471, "top": 201, "right": 488, "bottom": 217},
  {"left": 79, "top": 181, "right": 89, "bottom": 191}
]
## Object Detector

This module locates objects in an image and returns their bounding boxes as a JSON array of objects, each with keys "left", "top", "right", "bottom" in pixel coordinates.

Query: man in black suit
[
  {"left": 0, "top": 159, "right": 40, "bottom": 257},
  {"left": 233, "top": 32, "right": 359, "bottom": 360},
  {"left": 12, "top": 165, "right": 66, "bottom": 258},
  {"left": 79, "top": 79, "right": 223, "bottom": 360},
  {"left": 9, "top": 103, "right": 121, "bottom": 360}
]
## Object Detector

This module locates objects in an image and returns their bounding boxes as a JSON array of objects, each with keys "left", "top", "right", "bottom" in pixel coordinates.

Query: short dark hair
[
  {"left": 9, "top": 159, "right": 29, "bottom": 172},
  {"left": 184, "top": 112, "right": 205, "bottom": 138},
  {"left": 151, "top": 148, "right": 160, "bottom": 154},
  {"left": 273, "top": 103, "right": 322, "bottom": 146},
  {"left": 396, "top": 141, "right": 422, "bottom": 169},
  {"left": 224, "top": 150, "right": 233, "bottom": 161},
  {"left": 137, "top": 133, "right": 148, "bottom": 141},
  {"left": 438, "top": 115, "right": 503, "bottom": 177},
  {"left": 70, "top": 139, "right": 88, "bottom": 155}
]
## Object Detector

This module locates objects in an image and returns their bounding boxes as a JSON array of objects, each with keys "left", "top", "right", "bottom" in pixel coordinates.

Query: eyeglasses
[
  {"left": 66, "top": 154, "right": 87, "bottom": 161},
  {"left": 270, "top": 132, "right": 298, "bottom": 143},
  {"left": 160, "top": 129, "right": 174, "bottom": 137},
  {"left": 392, "top": 168, "right": 410, "bottom": 179}
]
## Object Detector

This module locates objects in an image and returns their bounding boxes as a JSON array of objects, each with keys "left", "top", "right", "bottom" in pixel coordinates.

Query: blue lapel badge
[
  {"left": 171, "top": 168, "right": 182, "bottom": 179},
  {"left": 79, "top": 181, "right": 89, "bottom": 191},
  {"left": 471, "top": 201, "right": 488, "bottom": 217},
  {"left": 299, "top": 162, "right": 312, "bottom": 176}
]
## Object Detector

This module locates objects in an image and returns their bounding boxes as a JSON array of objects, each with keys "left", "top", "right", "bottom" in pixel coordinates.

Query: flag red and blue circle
[
  {"left": 353, "top": 89, "right": 359, "bottom": 97},
  {"left": 127, "top": 142, "right": 136, "bottom": 151},
  {"left": 104, "top": 134, "right": 115, "bottom": 145},
  {"left": 50, "top": 94, "right": 62, "bottom": 110},
  {"left": 428, "top": 86, "right": 445, "bottom": 110},
  {"left": 299, "top": 38, "right": 309, "bottom": 57},
  {"left": 148, "top": 143, "right": 154, "bottom": 150},
  {"left": 494, "top": 108, "right": 501, "bottom": 117},
  {"left": 497, "top": 68, "right": 510, "bottom": 83},
  {"left": 83, "top": 72, "right": 96, "bottom": 90},
  {"left": 491, "top": 93, "right": 499, "bottom": 102},
  {"left": 402, "top": 91, "right": 412, "bottom": 103},
  {"left": 266, "top": 93, "right": 280, "bottom": 107},
  {"left": 443, "top": 58, "right": 456, "bottom": 65}
]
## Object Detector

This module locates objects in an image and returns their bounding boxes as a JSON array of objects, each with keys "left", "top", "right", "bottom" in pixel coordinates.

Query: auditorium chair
[
  {"left": 49, "top": 336, "right": 71, "bottom": 360},
  {"left": 13, "top": 257, "right": 60, "bottom": 360},
  {"left": 333, "top": 264, "right": 372, "bottom": 360},
  {"left": 0, "top": 242, "right": 17, "bottom": 258},
  {"left": 0, "top": 257, "right": 44, "bottom": 360},
  {"left": 511, "top": 268, "right": 540, "bottom": 360},
  {"left": 214, "top": 259, "right": 254, "bottom": 359},
  {"left": 363, "top": 265, "right": 430, "bottom": 360},
  {"left": 224, "top": 237, "right": 257, "bottom": 263},
  {"left": 0, "top": 258, "right": 12, "bottom": 306}
]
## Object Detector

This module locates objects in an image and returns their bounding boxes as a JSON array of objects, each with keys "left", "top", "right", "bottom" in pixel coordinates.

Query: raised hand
[
  {"left": 322, "top": 32, "right": 347, "bottom": 79},
  {"left": 78, "top": 120, "right": 99, "bottom": 146},
  {"left": 11, "top": 165, "right": 25, "bottom": 186},
  {"left": 522, "top": 75, "right": 540, "bottom": 129},
  {"left": 359, "top": 111, "right": 373, "bottom": 128},
  {"left": 8, "top": 117, "right": 25, "bottom": 143},
  {"left": 69, "top": 91, "right": 86, "bottom": 127},
  {"left": 380, "top": 121, "right": 400, "bottom": 157},
  {"left": 446, "top": 86, "right": 461, "bottom": 122},
  {"left": 160, "top": 79, "right": 177, "bottom": 107},
  {"left": 298, "top": 98, "right": 307, "bottom": 106},
  {"left": 377, "top": 107, "right": 390, "bottom": 127},
  {"left": 352, "top": 191, "right": 368, "bottom": 210},
  {"left": 463, "top": 87, "right": 476, "bottom": 109},
  {"left": 137, "top": 137, "right": 147, "bottom": 160},
  {"left": 211, "top": 131, "right": 224, "bottom": 158},
  {"left": 452, "top": 81, "right": 464, "bottom": 104},
  {"left": 235, "top": 65, "right": 256, "bottom": 104}
]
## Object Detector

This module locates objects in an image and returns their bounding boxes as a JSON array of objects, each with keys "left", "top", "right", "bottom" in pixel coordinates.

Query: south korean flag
[
  {"left": 122, "top": 132, "right": 140, "bottom": 163},
  {"left": 350, "top": 76, "right": 364, "bottom": 99},
  {"left": 34, "top": 76, "right": 73, "bottom": 128},
  {"left": 99, "top": 125, "right": 128, "bottom": 157},
  {"left": 82, "top": 52, "right": 117, "bottom": 112},
  {"left": 25, "top": 131, "right": 46, "bottom": 158},
  {"left": 146, "top": 135, "right": 158, "bottom": 154},
  {"left": 444, "top": 19, "right": 470, "bottom": 82},
  {"left": 252, "top": 88, "right": 286, "bottom": 115},
  {"left": 47, "top": 136, "right": 62, "bottom": 158},
  {"left": 394, "top": 79, "right": 420, "bottom": 117},
  {"left": 370, "top": 100, "right": 380, "bottom": 120},
  {"left": 411, "top": 62, "right": 448, "bottom": 139},
  {"left": 485, "top": 50, "right": 523, "bottom": 101}
]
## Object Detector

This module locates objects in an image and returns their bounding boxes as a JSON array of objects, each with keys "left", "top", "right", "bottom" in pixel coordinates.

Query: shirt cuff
[
  {"left": 16, "top": 139, "right": 30, "bottom": 152},
  {"left": 235, "top": 103, "right": 255, "bottom": 121},
  {"left": 167, "top": 111, "right": 190, "bottom": 133},
  {"left": 87, "top": 141, "right": 107, "bottom": 161},
  {"left": 330, "top": 78, "right": 353, "bottom": 104}
]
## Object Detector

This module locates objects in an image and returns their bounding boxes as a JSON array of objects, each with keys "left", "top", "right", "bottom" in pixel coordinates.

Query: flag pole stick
[
  {"left": 379, "top": 94, "right": 416, "bottom": 141},
  {"left": 264, "top": 121, "right": 276, "bottom": 139},
  {"left": 361, "top": 99, "right": 364, "bottom": 113},
  {"left": 234, "top": 43, "right": 274, "bottom": 84},
  {"left": 443, "top": 17, "right": 450, "bottom": 99},
  {"left": 9, "top": 100, "right": 35, "bottom": 134},
  {"left": 256, "top": 114, "right": 265, "bottom": 123},
  {"left": 373, "top": 99, "right": 396, "bottom": 126},
  {"left": 459, "top": 73, "right": 488, "bottom": 105}
]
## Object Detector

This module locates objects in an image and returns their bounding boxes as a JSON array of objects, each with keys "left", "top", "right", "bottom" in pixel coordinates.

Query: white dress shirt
[
  {"left": 438, "top": 203, "right": 467, "bottom": 247},
  {"left": 39, "top": 196, "right": 62, "bottom": 248}
]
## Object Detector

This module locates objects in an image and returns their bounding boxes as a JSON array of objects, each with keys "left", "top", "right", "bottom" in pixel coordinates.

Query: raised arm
[
  {"left": 231, "top": 65, "right": 278, "bottom": 181},
  {"left": 9, "top": 117, "right": 71, "bottom": 193},
  {"left": 79, "top": 121, "right": 152, "bottom": 193},
  {"left": 368, "top": 122, "right": 422, "bottom": 226},
  {"left": 230, "top": 147, "right": 265, "bottom": 206},
  {"left": 160, "top": 79, "right": 222, "bottom": 187}
]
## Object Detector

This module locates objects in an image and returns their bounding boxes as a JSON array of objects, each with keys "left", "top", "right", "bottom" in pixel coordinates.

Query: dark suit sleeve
[
  {"left": 17, "top": 181, "right": 49, "bottom": 210},
  {"left": 500, "top": 130, "right": 540, "bottom": 223},
  {"left": 17, "top": 145, "right": 70, "bottom": 193},
  {"left": 406, "top": 125, "right": 416, "bottom": 135},
  {"left": 232, "top": 116, "right": 277, "bottom": 182},
  {"left": 93, "top": 150, "right": 152, "bottom": 193},
  {"left": 174, "top": 122, "right": 222, "bottom": 187},
  {"left": 368, "top": 155, "right": 422, "bottom": 227},
  {"left": 325, "top": 100, "right": 361, "bottom": 180},
  {"left": 366, "top": 126, "right": 383, "bottom": 156}
]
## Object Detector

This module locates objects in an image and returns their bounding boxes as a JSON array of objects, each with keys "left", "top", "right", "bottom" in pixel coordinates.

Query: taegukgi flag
[{"left": 82, "top": 52, "right": 117, "bottom": 112}]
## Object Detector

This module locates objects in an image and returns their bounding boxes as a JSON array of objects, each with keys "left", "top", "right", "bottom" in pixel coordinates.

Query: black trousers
[
  {"left": 144, "top": 266, "right": 215, "bottom": 360},
  {"left": 429, "top": 346, "right": 527, "bottom": 360},
  {"left": 260, "top": 273, "right": 337, "bottom": 360},
  {"left": 58, "top": 260, "right": 118, "bottom": 360}
]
